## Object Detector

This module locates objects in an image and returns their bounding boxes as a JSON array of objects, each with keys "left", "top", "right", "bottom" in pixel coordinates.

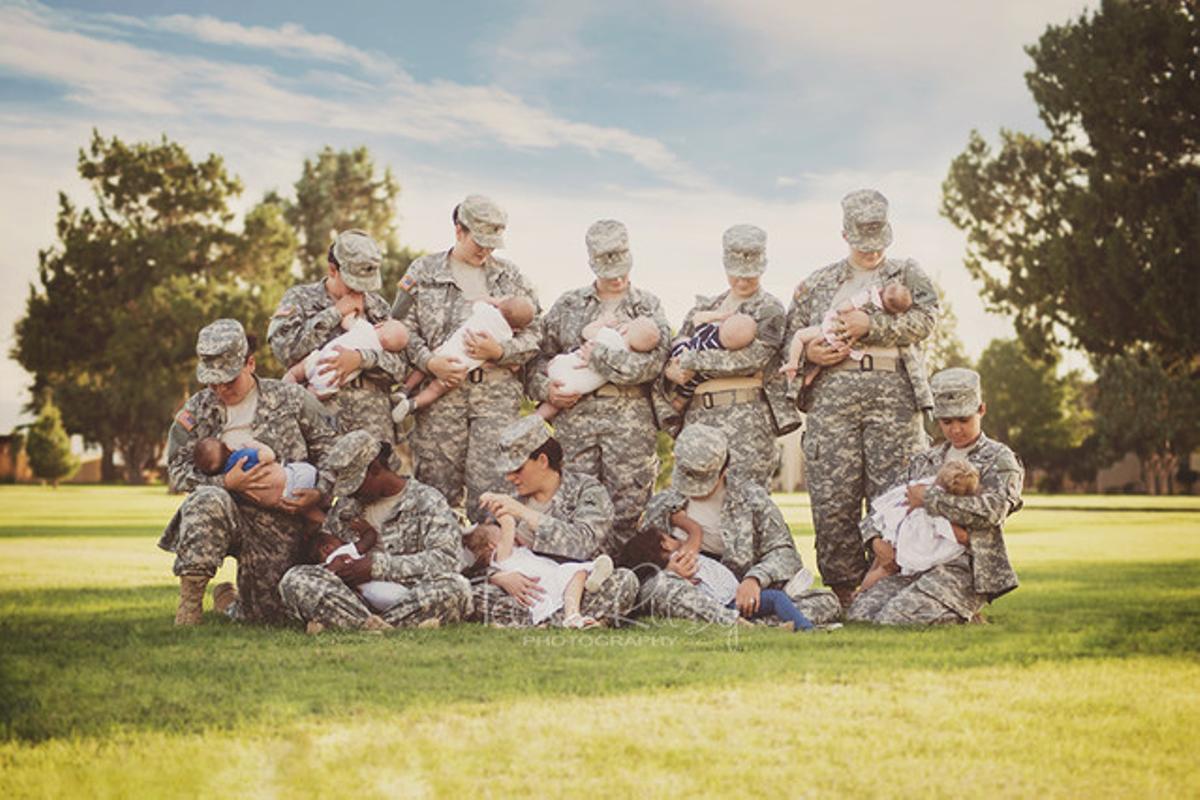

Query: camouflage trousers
[
  {"left": 846, "top": 553, "right": 983, "bottom": 625},
  {"left": 802, "top": 370, "right": 924, "bottom": 588},
  {"left": 410, "top": 374, "right": 523, "bottom": 522},
  {"left": 467, "top": 567, "right": 639, "bottom": 627},
  {"left": 278, "top": 564, "right": 472, "bottom": 629},
  {"left": 327, "top": 384, "right": 395, "bottom": 445},
  {"left": 684, "top": 397, "right": 777, "bottom": 489},
  {"left": 555, "top": 393, "right": 658, "bottom": 552},
  {"left": 637, "top": 571, "right": 843, "bottom": 626},
  {"left": 158, "top": 486, "right": 306, "bottom": 625}
]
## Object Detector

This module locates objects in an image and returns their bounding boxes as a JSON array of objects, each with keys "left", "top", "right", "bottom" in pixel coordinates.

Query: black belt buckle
[
  {"left": 468, "top": 367, "right": 484, "bottom": 384},
  {"left": 702, "top": 392, "right": 715, "bottom": 409},
  {"left": 860, "top": 354, "right": 874, "bottom": 372}
]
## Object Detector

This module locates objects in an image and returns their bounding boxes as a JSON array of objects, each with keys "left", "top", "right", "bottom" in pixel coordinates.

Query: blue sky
[{"left": 0, "top": 0, "right": 1093, "bottom": 433}]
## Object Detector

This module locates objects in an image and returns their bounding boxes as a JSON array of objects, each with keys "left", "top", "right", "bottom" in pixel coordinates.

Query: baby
[
  {"left": 393, "top": 296, "right": 536, "bottom": 423},
  {"left": 666, "top": 312, "right": 759, "bottom": 412},
  {"left": 465, "top": 516, "right": 614, "bottom": 628},
  {"left": 618, "top": 527, "right": 815, "bottom": 632},
  {"left": 858, "top": 459, "right": 980, "bottom": 593},
  {"left": 194, "top": 437, "right": 323, "bottom": 523},
  {"left": 310, "top": 522, "right": 411, "bottom": 613},
  {"left": 285, "top": 316, "right": 411, "bottom": 400},
  {"left": 535, "top": 316, "right": 662, "bottom": 421},
  {"left": 781, "top": 282, "right": 912, "bottom": 385}
]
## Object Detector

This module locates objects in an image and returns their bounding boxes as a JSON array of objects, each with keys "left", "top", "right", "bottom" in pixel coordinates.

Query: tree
[
  {"left": 282, "top": 146, "right": 417, "bottom": 295},
  {"left": 25, "top": 400, "right": 78, "bottom": 487},
  {"left": 12, "top": 132, "right": 295, "bottom": 483},
  {"left": 975, "top": 339, "right": 1091, "bottom": 489},
  {"left": 941, "top": 1, "right": 1200, "bottom": 373},
  {"left": 1092, "top": 353, "right": 1200, "bottom": 494}
]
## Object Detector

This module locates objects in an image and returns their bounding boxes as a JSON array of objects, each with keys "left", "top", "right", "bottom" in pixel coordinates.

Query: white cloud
[{"left": 0, "top": 2, "right": 704, "bottom": 189}]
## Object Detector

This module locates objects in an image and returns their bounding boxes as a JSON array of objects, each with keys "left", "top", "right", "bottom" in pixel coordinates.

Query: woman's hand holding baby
[
  {"left": 317, "top": 345, "right": 364, "bottom": 386},
  {"left": 463, "top": 329, "right": 503, "bottom": 363},
  {"left": 223, "top": 457, "right": 273, "bottom": 495}
]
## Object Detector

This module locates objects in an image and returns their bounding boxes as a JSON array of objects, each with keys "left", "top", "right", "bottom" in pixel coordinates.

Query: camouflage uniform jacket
[
  {"left": 667, "top": 288, "right": 798, "bottom": 432},
  {"left": 394, "top": 249, "right": 542, "bottom": 374},
  {"left": 267, "top": 280, "right": 407, "bottom": 381},
  {"left": 527, "top": 283, "right": 670, "bottom": 402},
  {"left": 521, "top": 470, "right": 615, "bottom": 561},
  {"left": 160, "top": 378, "right": 338, "bottom": 547},
  {"left": 785, "top": 257, "right": 937, "bottom": 410},
  {"left": 861, "top": 433, "right": 1022, "bottom": 600},
  {"left": 639, "top": 479, "right": 803, "bottom": 588},
  {"left": 325, "top": 479, "right": 463, "bottom": 581}
]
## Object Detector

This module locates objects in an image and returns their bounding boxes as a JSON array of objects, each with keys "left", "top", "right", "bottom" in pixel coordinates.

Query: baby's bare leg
[
  {"left": 859, "top": 539, "right": 898, "bottom": 594},
  {"left": 284, "top": 360, "right": 308, "bottom": 385},
  {"left": 535, "top": 402, "right": 560, "bottom": 421},
  {"left": 402, "top": 370, "right": 426, "bottom": 395},
  {"left": 410, "top": 379, "right": 451, "bottom": 411},
  {"left": 562, "top": 570, "right": 587, "bottom": 621}
]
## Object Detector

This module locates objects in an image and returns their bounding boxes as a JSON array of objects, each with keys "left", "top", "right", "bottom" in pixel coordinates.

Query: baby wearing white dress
[
  {"left": 858, "top": 459, "right": 980, "bottom": 594},
  {"left": 393, "top": 296, "right": 536, "bottom": 423},
  {"left": 284, "top": 315, "right": 411, "bottom": 399},
  {"left": 464, "top": 517, "right": 614, "bottom": 627},
  {"left": 535, "top": 316, "right": 662, "bottom": 422}
]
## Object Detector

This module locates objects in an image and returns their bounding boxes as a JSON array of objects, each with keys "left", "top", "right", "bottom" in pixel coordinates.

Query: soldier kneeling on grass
[
  {"left": 278, "top": 430, "right": 473, "bottom": 633},
  {"left": 160, "top": 319, "right": 337, "bottom": 626},
  {"left": 847, "top": 368, "right": 1024, "bottom": 625}
]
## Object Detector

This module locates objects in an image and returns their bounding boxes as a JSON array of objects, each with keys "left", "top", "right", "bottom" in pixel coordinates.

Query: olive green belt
[
  {"left": 827, "top": 353, "right": 900, "bottom": 372},
  {"left": 593, "top": 383, "right": 647, "bottom": 399}
]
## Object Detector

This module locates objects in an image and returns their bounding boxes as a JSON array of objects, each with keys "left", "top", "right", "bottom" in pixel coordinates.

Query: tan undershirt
[
  {"left": 363, "top": 490, "right": 407, "bottom": 534},
  {"left": 676, "top": 483, "right": 726, "bottom": 556},
  {"left": 220, "top": 386, "right": 259, "bottom": 449},
  {"left": 450, "top": 256, "right": 489, "bottom": 301}
]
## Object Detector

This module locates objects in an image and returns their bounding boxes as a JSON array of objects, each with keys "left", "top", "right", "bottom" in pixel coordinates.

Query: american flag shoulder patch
[{"left": 175, "top": 409, "right": 196, "bottom": 432}]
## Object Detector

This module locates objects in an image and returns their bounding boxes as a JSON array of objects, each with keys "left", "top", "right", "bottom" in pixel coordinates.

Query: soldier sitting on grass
[{"left": 848, "top": 368, "right": 1024, "bottom": 626}]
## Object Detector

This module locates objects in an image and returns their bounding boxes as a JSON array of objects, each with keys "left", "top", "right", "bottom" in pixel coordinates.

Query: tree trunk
[
  {"left": 120, "top": 442, "right": 149, "bottom": 485},
  {"left": 100, "top": 441, "right": 119, "bottom": 483}
]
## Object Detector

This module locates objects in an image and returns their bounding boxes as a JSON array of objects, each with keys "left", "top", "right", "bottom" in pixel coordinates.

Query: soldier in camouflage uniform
[
  {"left": 390, "top": 196, "right": 542, "bottom": 521},
  {"left": 635, "top": 425, "right": 841, "bottom": 626},
  {"left": 278, "top": 431, "right": 473, "bottom": 631},
  {"left": 468, "top": 416, "right": 639, "bottom": 627},
  {"left": 848, "top": 368, "right": 1022, "bottom": 624},
  {"left": 661, "top": 225, "right": 798, "bottom": 489},
  {"left": 159, "top": 319, "right": 337, "bottom": 625},
  {"left": 527, "top": 220, "right": 670, "bottom": 550},
  {"left": 784, "top": 190, "right": 938, "bottom": 605},
  {"left": 268, "top": 229, "right": 406, "bottom": 444}
]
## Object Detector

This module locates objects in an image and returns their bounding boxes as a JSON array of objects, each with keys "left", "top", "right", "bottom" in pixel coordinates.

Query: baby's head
[
  {"left": 617, "top": 527, "right": 674, "bottom": 579},
  {"left": 718, "top": 313, "right": 758, "bottom": 350},
  {"left": 496, "top": 296, "right": 536, "bottom": 331},
  {"left": 622, "top": 317, "right": 662, "bottom": 353},
  {"left": 936, "top": 460, "right": 980, "bottom": 496},
  {"left": 194, "top": 437, "right": 231, "bottom": 475},
  {"left": 463, "top": 522, "right": 503, "bottom": 572},
  {"left": 882, "top": 283, "right": 913, "bottom": 315},
  {"left": 374, "top": 319, "right": 410, "bottom": 352},
  {"left": 309, "top": 531, "right": 345, "bottom": 564}
]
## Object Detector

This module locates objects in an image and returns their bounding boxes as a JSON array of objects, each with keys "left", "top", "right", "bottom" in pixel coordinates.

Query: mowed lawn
[{"left": 1, "top": 486, "right": 1199, "bottom": 798}]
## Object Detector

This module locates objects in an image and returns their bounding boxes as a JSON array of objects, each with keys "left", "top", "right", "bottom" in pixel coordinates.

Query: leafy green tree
[
  {"left": 941, "top": 0, "right": 1200, "bottom": 373},
  {"left": 12, "top": 132, "right": 295, "bottom": 483},
  {"left": 1092, "top": 353, "right": 1200, "bottom": 494},
  {"left": 26, "top": 400, "right": 78, "bottom": 487},
  {"left": 282, "top": 146, "right": 418, "bottom": 295},
  {"left": 975, "top": 339, "right": 1090, "bottom": 488}
]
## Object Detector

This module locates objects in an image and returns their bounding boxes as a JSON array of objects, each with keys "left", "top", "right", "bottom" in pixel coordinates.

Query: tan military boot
[
  {"left": 362, "top": 614, "right": 392, "bottom": 632},
  {"left": 212, "top": 582, "right": 239, "bottom": 616},
  {"left": 174, "top": 576, "right": 210, "bottom": 626}
]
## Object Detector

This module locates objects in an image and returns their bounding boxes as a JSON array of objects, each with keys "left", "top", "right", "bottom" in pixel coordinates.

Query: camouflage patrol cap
[
  {"left": 331, "top": 229, "right": 383, "bottom": 293},
  {"left": 497, "top": 415, "right": 551, "bottom": 473},
  {"left": 195, "top": 319, "right": 248, "bottom": 384},
  {"left": 722, "top": 224, "right": 767, "bottom": 277},
  {"left": 841, "top": 189, "right": 893, "bottom": 252},
  {"left": 585, "top": 219, "right": 633, "bottom": 278},
  {"left": 931, "top": 368, "right": 983, "bottom": 418},
  {"left": 457, "top": 194, "right": 507, "bottom": 249},
  {"left": 672, "top": 424, "right": 729, "bottom": 497},
  {"left": 327, "top": 429, "right": 386, "bottom": 500}
]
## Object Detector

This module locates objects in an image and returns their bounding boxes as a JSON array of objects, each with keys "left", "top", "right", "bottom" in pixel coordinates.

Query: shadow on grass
[
  {"left": 2, "top": 559, "right": 1197, "bottom": 743},
  {"left": 0, "top": 524, "right": 168, "bottom": 539}
]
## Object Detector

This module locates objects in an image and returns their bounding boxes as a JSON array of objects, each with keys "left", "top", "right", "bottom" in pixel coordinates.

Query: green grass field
[{"left": 1, "top": 485, "right": 1199, "bottom": 798}]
